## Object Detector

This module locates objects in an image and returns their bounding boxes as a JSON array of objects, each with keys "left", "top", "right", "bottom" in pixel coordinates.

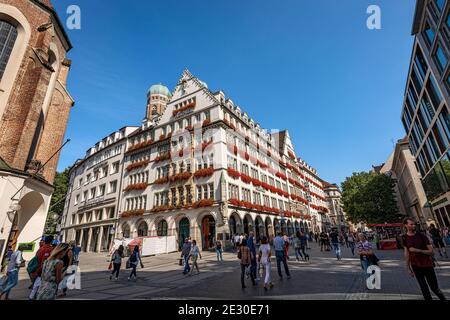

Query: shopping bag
[{"left": 108, "top": 262, "right": 113, "bottom": 270}]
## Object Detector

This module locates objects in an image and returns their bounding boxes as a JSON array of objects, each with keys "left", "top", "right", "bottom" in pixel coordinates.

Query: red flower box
[
  {"left": 203, "top": 119, "right": 211, "bottom": 126},
  {"left": 121, "top": 209, "right": 145, "bottom": 218},
  {"left": 154, "top": 152, "right": 171, "bottom": 163},
  {"left": 276, "top": 172, "right": 287, "bottom": 181},
  {"left": 126, "top": 159, "right": 150, "bottom": 172},
  {"left": 240, "top": 174, "right": 252, "bottom": 184},
  {"left": 124, "top": 183, "right": 149, "bottom": 192},
  {"left": 193, "top": 199, "right": 214, "bottom": 208},
  {"left": 173, "top": 102, "right": 196, "bottom": 117},
  {"left": 194, "top": 167, "right": 214, "bottom": 179},
  {"left": 227, "top": 168, "right": 240, "bottom": 179},
  {"left": 154, "top": 177, "right": 169, "bottom": 185},
  {"left": 168, "top": 172, "right": 192, "bottom": 182}
]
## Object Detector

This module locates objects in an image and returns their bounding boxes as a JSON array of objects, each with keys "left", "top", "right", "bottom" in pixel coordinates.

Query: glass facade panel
[
  {"left": 415, "top": 47, "right": 429, "bottom": 79},
  {"left": 426, "top": 75, "right": 443, "bottom": 109},
  {"left": 424, "top": 22, "right": 435, "bottom": 45},
  {"left": 435, "top": 44, "right": 448, "bottom": 71}
]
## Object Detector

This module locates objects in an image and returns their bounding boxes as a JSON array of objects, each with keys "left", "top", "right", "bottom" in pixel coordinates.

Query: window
[
  {"left": 435, "top": 44, "right": 448, "bottom": 72},
  {"left": 229, "top": 183, "right": 239, "bottom": 199},
  {"left": 74, "top": 195, "right": 79, "bottom": 205},
  {"left": 415, "top": 47, "right": 428, "bottom": 79},
  {"left": 157, "top": 220, "right": 168, "bottom": 236},
  {"left": 439, "top": 106, "right": 450, "bottom": 141},
  {"left": 111, "top": 161, "right": 120, "bottom": 174},
  {"left": 427, "top": 74, "right": 442, "bottom": 109},
  {"left": 209, "top": 183, "right": 214, "bottom": 200},
  {"left": 82, "top": 191, "right": 87, "bottom": 202},
  {"left": 90, "top": 188, "right": 96, "bottom": 199},
  {"left": 98, "top": 184, "right": 106, "bottom": 197},
  {"left": 78, "top": 178, "right": 82, "bottom": 188},
  {"left": 424, "top": 21, "right": 435, "bottom": 46},
  {"left": 85, "top": 174, "right": 91, "bottom": 185},
  {"left": 0, "top": 21, "right": 18, "bottom": 80},
  {"left": 435, "top": 0, "right": 446, "bottom": 12}
]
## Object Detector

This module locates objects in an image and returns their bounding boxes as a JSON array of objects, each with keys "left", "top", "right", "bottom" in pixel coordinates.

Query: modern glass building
[{"left": 402, "top": 0, "right": 450, "bottom": 227}]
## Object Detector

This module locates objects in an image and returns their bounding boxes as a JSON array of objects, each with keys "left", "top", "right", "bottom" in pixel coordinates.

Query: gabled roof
[{"left": 30, "top": 0, "right": 73, "bottom": 51}]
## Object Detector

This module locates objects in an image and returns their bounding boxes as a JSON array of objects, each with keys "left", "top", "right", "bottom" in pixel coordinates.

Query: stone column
[
  {"left": 96, "top": 226, "right": 104, "bottom": 252},
  {"left": 79, "top": 229, "right": 84, "bottom": 250},
  {"left": 86, "top": 228, "right": 93, "bottom": 253}
]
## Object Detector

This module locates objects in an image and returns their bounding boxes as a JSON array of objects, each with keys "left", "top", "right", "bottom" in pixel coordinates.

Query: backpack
[
  {"left": 27, "top": 256, "right": 39, "bottom": 274},
  {"left": 130, "top": 252, "right": 137, "bottom": 263}
]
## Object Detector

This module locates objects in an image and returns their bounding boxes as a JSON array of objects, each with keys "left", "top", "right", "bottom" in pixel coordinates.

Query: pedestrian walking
[
  {"left": 247, "top": 232, "right": 257, "bottom": 281},
  {"left": 71, "top": 241, "right": 81, "bottom": 265},
  {"left": 29, "top": 235, "right": 54, "bottom": 300},
  {"left": 110, "top": 245, "right": 124, "bottom": 280},
  {"left": 238, "top": 238, "right": 256, "bottom": 288},
  {"left": 273, "top": 232, "right": 291, "bottom": 279},
  {"left": 189, "top": 240, "right": 201, "bottom": 275},
  {"left": 294, "top": 231, "right": 304, "bottom": 261},
  {"left": 258, "top": 236, "right": 273, "bottom": 291},
  {"left": 234, "top": 234, "right": 241, "bottom": 249},
  {"left": 348, "top": 233, "right": 356, "bottom": 256},
  {"left": 0, "top": 246, "right": 24, "bottom": 300},
  {"left": 36, "top": 244, "right": 69, "bottom": 300},
  {"left": 182, "top": 239, "right": 191, "bottom": 274},
  {"left": 330, "top": 229, "right": 341, "bottom": 260},
  {"left": 127, "top": 245, "right": 144, "bottom": 281},
  {"left": 374, "top": 233, "right": 381, "bottom": 250},
  {"left": 403, "top": 218, "right": 446, "bottom": 301},
  {"left": 320, "top": 232, "right": 327, "bottom": 252},
  {"left": 429, "top": 224, "right": 448, "bottom": 258},
  {"left": 299, "top": 231, "right": 310, "bottom": 261},
  {"left": 357, "top": 233, "right": 375, "bottom": 275},
  {"left": 215, "top": 240, "right": 223, "bottom": 262}
]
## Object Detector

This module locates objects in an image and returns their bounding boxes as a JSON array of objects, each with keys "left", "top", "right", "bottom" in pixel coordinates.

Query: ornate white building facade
[{"left": 61, "top": 70, "right": 330, "bottom": 252}]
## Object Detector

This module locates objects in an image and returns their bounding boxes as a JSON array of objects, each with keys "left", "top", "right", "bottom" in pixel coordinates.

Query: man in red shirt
[{"left": 403, "top": 218, "right": 446, "bottom": 301}]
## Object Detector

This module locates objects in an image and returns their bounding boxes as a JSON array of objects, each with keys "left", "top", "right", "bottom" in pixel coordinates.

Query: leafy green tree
[
  {"left": 44, "top": 168, "right": 70, "bottom": 235},
  {"left": 341, "top": 171, "right": 400, "bottom": 224}
]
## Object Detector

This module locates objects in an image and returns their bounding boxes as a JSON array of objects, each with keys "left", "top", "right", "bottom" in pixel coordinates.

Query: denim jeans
[
  {"left": 360, "top": 258, "right": 369, "bottom": 275},
  {"left": 295, "top": 248, "right": 303, "bottom": 260},
  {"left": 2, "top": 270, "right": 18, "bottom": 295},
  {"left": 332, "top": 242, "right": 341, "bottom": 258},
  {"left": 275, "top": 250, "right": 290, "bottom": 277},
  {"left": 216, "top": 249, "right": 223, "bottom": 261},
  {"left": 183, "top": 255, "right": 191, "bottom": 273},
  {"left": 349, "top": 242, "right": 355, "bottom": 255}
]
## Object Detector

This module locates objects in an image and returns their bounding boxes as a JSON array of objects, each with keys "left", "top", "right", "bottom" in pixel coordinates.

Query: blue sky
[{"left": 53, "top": 0, "right": 416, "bottom": 185}]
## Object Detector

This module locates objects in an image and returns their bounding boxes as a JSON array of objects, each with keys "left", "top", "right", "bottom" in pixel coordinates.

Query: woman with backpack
[
  {"left": 110, "top": 245, "right": 124, "bottom": 280},
  {"left": 127, "top": 245, "right": 144, "bottom": 281}
]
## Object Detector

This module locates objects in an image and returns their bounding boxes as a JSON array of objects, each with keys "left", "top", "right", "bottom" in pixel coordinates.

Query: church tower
[{"left": 146, "top": 83, "right": 171, "bottom": 119}]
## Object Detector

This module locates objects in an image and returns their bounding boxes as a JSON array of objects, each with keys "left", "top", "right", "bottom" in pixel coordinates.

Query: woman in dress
[
  {"left": 36, "top": 244, "right": 69, "bottom": 300},
  {"left": 258, "top": 236, "right": 273, "bottom": 291}
]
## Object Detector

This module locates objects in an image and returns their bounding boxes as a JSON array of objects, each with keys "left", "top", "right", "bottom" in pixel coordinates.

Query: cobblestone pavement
[{"left": 7, "top": 242, "right": 450, "bottom": 300}]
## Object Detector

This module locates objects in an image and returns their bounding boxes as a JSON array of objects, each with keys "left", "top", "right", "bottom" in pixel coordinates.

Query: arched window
[
  {"left": 157, "top": 220, "right": 168, "bottom": 236},
  {"left": 122, "top": 223, "right": 131, "bottom": 238},
  {"left": 137, "top": 221, "right": 148, "bottom": 237},
  {"left": 0, "top": 20, "right": 18, "bottom": 80}
]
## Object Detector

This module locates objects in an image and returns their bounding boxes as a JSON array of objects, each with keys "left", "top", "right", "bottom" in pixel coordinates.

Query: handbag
[
  {"left": 237, "top": 248, "right": 242, "bottom": 260},
  {"left": 108, "top": 262, "right": 113, "bottom": 270},
  {"left": 368, "top": 254, "right": 380, "bottom": 266},
  {"left": 126, "top": 260, "right": 131, "bottom": 269}
]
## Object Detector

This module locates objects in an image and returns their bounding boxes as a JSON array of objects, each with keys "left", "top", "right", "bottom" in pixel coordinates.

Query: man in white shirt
[{"left": 0, "top": 248, "right": 23, "bottom": 300}]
